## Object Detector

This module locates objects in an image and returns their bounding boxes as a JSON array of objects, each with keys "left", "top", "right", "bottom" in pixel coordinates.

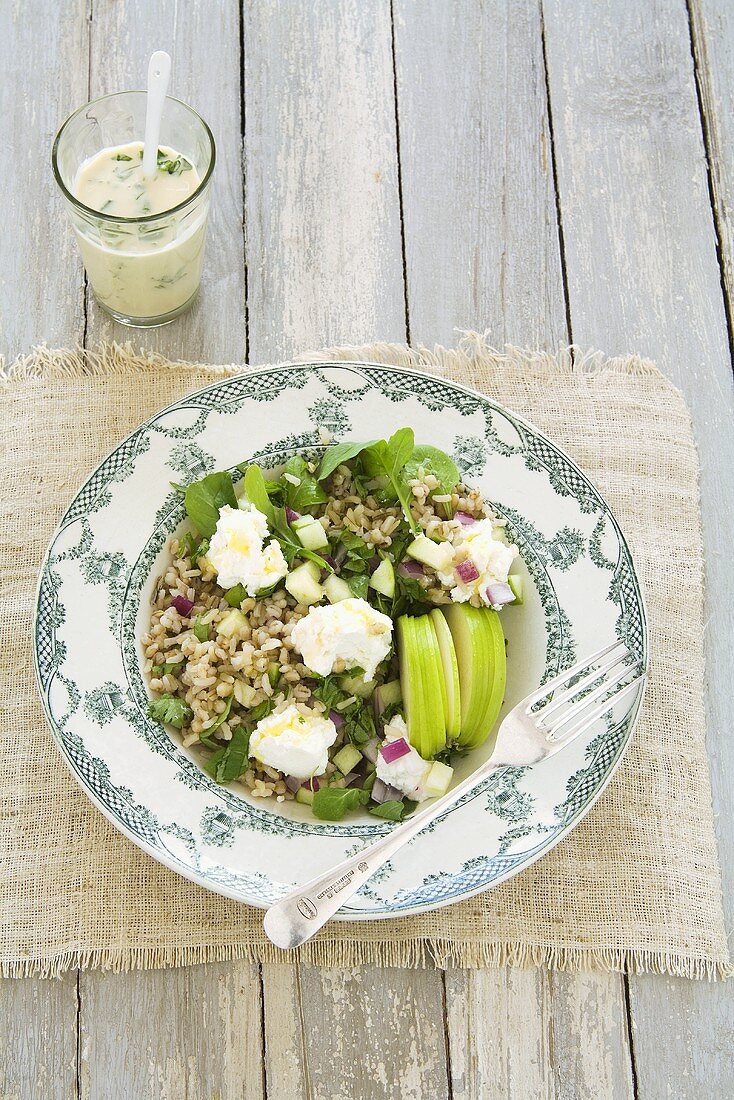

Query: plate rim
[{"left": 33, "top": 358, "right": 649, "bottom": 920}]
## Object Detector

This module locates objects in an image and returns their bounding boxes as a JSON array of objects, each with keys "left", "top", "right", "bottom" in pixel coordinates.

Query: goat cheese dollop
[
  {"left": 375, "top": 715, "right": 431, "bottom": 800},
  {"left": 207, "top": 505, "right": 288, "bottom": 594},
  {"left": 248, "top": 705, "right": 338, "bottom": 778},
  {"left": 291, "top": 597, "right": 393, "bottom": 682},
  {"left": 439, "top": 519, "right": 517, "bottom": 605}
]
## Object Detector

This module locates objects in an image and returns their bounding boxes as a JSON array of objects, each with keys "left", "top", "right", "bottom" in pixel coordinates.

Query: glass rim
[{"left": 51, "top": 90, "right": 216, "bottom": 225}]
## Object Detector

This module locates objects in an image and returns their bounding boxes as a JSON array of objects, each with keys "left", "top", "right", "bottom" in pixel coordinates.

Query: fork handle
[{"left": 263, "top": 760, "right": 502, "bottom": 949}]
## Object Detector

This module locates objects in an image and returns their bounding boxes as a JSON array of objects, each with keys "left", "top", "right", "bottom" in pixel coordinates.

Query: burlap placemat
[{"left": 0, "top": 338, "right": 730, "bottom": 979}]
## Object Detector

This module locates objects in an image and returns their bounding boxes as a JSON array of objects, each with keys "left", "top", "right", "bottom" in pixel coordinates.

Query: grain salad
[{"left": 143, "top": 429, "right": 523, "bottom": 821}]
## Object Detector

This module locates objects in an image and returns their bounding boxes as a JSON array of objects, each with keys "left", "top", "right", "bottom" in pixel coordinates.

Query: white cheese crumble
[
  {"left": 248, "top": 704, "right": 337, "bottom": 778},
  {"left": 439, "top": 518, "right": 517, "bottom": 605},
  {"left": 207, "top": 505, "right": 288, "bottom": 594},
  {"left": 291, "top": 597, "right": 393, "bottom": 682},
  {"left": 376, "top": 715, "right": 431, "bottom": 800}
]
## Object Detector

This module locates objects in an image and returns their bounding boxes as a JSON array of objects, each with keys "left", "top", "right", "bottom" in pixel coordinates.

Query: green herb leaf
[
  {"left": 177, "top": 532, "right": 209, "bottom": 563},
  {"left": 200, "top": 694, "right": 234, "bottom": 736},
  {"left": 248, "top": 698, "right": 274, "bottom": 723},
  {"left": 311, "top": 786, "right": 370, "bottom": 821},
  {"left": 225, "top": 584, "right": 248, "bottom": 607},
  {"left": 147, "top": 694, "right": 192, "bottom": 729},
  {"left": 193, "top": 616, "right": 210, "bottom": 643},
  {"left": 369, "top": 799, "right": 407, "bottom": 821},
  {"left": 318, "top": 440, "right": 379, "bottom": 482},
  {"left": 346, "top": 574, "right": 369, "bottom": 599},
  {"left": 282, "top": 455, "right": 328, "bottom": 513},
  {"left": 344, "top": 704, "right": 376, "bottom": 746},
  {"left": 113, "top": 153, "right": 132, "bottom": 161},
  {"left": 241, "top": 464, "right": 276, "bottom": 526},
  {"left": 311, "top": 675, "right": 343, "bottom": 712},
  {"left": 404, "top": 445, "right": 459, "bottom": 496},
  {"left": 184, "top": 471, "right": 237, "bottom": 538},
  {"left": 204, "top": 724, "right": 251, "bottom": 783}
]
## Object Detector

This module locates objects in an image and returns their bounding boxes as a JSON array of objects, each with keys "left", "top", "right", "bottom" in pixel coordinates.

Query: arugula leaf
[
  {"left": 147, "top": 694, "right": 192, "bottom": 729},
  {"left": 241, "top": 464, "right": 276, "bottom": 525},
  {"left": 204, "top": 724, "right": 251, "bottom": 783},
  {"left": 184, "top": 471, "right": 237, "bottom": 538},
  {"left": 311, "top": 786, "right": 370, "bottom": 821},
  {"left": 283, "top": 456, "right": 328, "bottom": 513},
  {"left": 318, "top": 440, "right": 379, "bottom": 482},
  {"left": 362, "top": 429, "right": 419, "bottom": 533},
  {"left": 201, "top": 694, "right": 234, "bottom": 736},
  {"left": 193, "top": 616, "right": 210, "bottom": 643},
  {"left": 404, "top": 445, "right": 459, "bottom": 495},
  {"left": 178, "top": 533, "right": 210, "bottom": 564},
  {"left": 225, "top": 584, "right": 248, "bottom": 607},
  {"left": 337, "top": 530, "right": 372, "bottom": 577}
]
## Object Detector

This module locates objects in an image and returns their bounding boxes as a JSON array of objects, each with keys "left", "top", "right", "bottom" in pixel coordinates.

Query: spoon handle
[{"left": 142, "top": 51, "right": 172, "bottom": 176}]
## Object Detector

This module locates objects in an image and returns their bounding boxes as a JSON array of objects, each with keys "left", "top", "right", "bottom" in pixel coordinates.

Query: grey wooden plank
[
  {"left": 394, "top": 4, "right": 634, "bottom": 1097},
  {"left": 242, "top": 0, "right": 406, "bottom": 361},
  {"left": 84, "top": 0, "right": 247, "bottom": 362},
  {"left": 77, "top": 5, "right": 261, "bottom": 1097},
  {"left": 0, "top": 0, "right": 88, "bottom": 360},
  {"left": 78, "top": 962, "right": 264, "bottom": 1100},
  {"left": 244, "top": 2, "right": 448, "bottom": 1095},
  {"left": 690, "top": 0, "right": 734, "bottom": 323},
  {"left": 394, "top": 0, "right": 567, "bottom": 351},
  {"left": 296, "top": 964, "right": 449, "bottom": 1100},
  {"left": 542, "top": 0, "right": 734, "bottom": 1094},
  {"left": 0, "top": 2, "right": 87, "bottom": 1092},
  {"left": 0, "top": 972, "right": 79, "bottom": 1100}
]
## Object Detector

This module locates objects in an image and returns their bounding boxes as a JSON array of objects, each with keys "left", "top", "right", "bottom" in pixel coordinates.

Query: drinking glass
[{"left": 52, "top": 91, "right": 215, "bottom": 327}]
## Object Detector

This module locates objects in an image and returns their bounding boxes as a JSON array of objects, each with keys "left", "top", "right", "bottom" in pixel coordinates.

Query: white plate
[{"left": 34, "top": 361, "right": 647, "bottom": 917}]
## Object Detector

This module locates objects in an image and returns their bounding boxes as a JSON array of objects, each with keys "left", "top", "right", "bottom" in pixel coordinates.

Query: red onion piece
[
  {"left": 369, "top": 555, "right": 380, "bottom": 573},
  {"left": 455, "top": 511, "right": 477, "bottom": 525},
  {"left": 371, "top": 778, "right": 403, "bottom": 804},
  {"left": 171, "top": 595, "right": 194, "bottom": 617},
  {"left": 302, "top": 777, "right": 320, "bottom": 792},
  {"left": 456, "top": 559, "right": 480, "bottom": 584},
  {"left": 362, "top": 737, "right": 379, "bottom": 764},
  {"left": 333, "top": 543, "right": 347, "bottom": 568},
  {"left": 329, "top": 709, "right": 345, "bottom": 729},
  {"left": 322, "top": 554, "right": 337, "bottom": 570},
  {"left": 397, "top": 560, "right": 425, "bottom": 578},
  {"left": 284, "top": 775, "right": 302, "bottom": 794},
  {"left": 486, "top": 582, "right": 514, "bottom": 607},
  {"left": 342, "top": 771, "right": 360, "bottom": 787},
  {"left": 285, "top": 506, "right": 300, "bottom": 524},
  {"left": 379, "top": 737, "right": 411, "bottom": 764}
]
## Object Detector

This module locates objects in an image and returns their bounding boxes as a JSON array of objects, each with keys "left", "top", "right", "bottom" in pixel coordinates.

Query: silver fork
[{"left": 263, "top": 641, "right": 645, "bottom": 949}]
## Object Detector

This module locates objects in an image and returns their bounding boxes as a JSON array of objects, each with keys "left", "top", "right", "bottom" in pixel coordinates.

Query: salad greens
[
  {"left": 203, "top": 725, "right": 250, "bottom": 783},
  {"left": 311, "top": 786, "right": 370, "bottom": 821},
  {"left": 184, "top": 472, "right": 237, "bottom": 538},
  {"left": 147, "top": 694, "right": 192, "bottom": 729}
]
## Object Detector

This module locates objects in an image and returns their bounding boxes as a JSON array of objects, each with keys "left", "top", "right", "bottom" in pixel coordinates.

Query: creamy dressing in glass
[{"left": 72, "top": 140, "right": 207, "bottom": 320}]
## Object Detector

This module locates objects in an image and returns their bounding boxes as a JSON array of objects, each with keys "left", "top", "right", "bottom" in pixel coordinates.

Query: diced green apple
[
  {"left": 295, "top": 786, "right": 314, "bottom": 806},
  {"left": 292, "top": 515, "right": 329, "bottom": 550},
  {"left": 338, "top": 672, "right": 374, "bottom": 699},
  {"left": 424, "top": 760, "right": 454, "bottom": 798},
  {"left": 369, "top": 557, "right": 395, "bottom": 597},
  {"left": 216, "top": 608, "right": 248, "bottom": 638},
  {"left": 441, "top": 604, "right": 506, "bottom": 749},
  {"left": 429, "top": 608, "right": 461, "bottom": 739},
  {"left": 332, "top": 744, "right": 363, "bottom": 774},
  {"left": 508, "top": 574, "right": 524, "bottom": 604},
  {"left": 285, "top": 562, "right": 324, "bottom": 605},
  {"left": 406, "top": 534, "right": 454, "bottom": 573},
  {"left": 374, "top": 679, "right": 402, "bottom": 713},
  {"left": 324, "top": 574, "right": 352, "bottom": 603}
]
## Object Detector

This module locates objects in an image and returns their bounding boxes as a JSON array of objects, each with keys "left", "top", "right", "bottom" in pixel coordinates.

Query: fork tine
[
  {"left": 523, "top": 640, "right": 628, "bottom": 713},
  {"left": 538, "top": 661, "right": 635, "bottom": 733},
  {"left": 535, "top": 645, "right": 631, "bottom": 725},
  {"left": 547, "top": 673, "right": 646, "bottom": 747}
]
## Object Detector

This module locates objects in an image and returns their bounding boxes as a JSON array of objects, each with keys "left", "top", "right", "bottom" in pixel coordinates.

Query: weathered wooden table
[{"left": 2, "top": 2, "right": 732, "bottom": 1096}]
